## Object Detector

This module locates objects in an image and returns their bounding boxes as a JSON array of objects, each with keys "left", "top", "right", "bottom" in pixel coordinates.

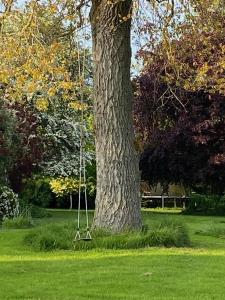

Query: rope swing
[
  {"left": 74, "top": 119, "right": 92, "bottom": 241},
  {"left": 74, "top": 9, "right": 92, "bottom": 242},
  {"left": 74, "top": 93, "right": 92, "bottom": 241}
]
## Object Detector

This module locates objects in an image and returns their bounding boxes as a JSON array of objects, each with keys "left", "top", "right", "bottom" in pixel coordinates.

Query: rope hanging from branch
[{"left": 74, "top": 7, "right": 92, "bottom": 242}]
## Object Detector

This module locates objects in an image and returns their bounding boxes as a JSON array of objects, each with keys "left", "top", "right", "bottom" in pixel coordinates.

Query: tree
[
  {"left": 0, "top": 98, "right": 16, "bottom": 186},
  {"left": 90, "top": 1, "right": 142, "bottom": 231},
  {"left": 6, "top": 102, "right": 43, "bottom": 192},
  {"left": 0, "top": 97, "right": 44, "bottom": 192},
  {"left": 38, "top": 98, "right": 95, "bottom": 210},
  {"left": 38, "top": 99, "right": 94, "bottom": 178},
  {"left": 134, "top": 0, "right": 225, "bottom": 195},
  {"left": 50, "top": 177, "right": 79, "bottom": 209},
  {"left": 137, "top": 88, "right": 225, "bottom": 195}
]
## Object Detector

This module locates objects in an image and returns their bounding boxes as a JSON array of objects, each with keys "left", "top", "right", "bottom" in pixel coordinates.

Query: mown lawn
[{"left": 1, "top": 210, "right": 225, "bottom": 300}]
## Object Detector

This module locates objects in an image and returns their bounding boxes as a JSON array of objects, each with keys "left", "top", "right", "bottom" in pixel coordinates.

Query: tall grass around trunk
[{"left": 24, "top": 218, "right": 190, "bottom": 251}]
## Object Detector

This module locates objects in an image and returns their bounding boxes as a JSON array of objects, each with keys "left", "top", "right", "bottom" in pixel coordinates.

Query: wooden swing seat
[{"left": 77, "top": 237, "right": 92, "bottom": 241}]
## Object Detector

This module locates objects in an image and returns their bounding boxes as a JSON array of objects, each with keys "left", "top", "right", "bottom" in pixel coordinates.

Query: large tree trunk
[{"left": 90, "top": 0, "right": 142, "bottom": 232}]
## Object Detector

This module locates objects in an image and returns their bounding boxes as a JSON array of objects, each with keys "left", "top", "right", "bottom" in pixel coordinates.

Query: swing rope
[{"left": 74, "top": 9, "right": 92, "bottom": 241}]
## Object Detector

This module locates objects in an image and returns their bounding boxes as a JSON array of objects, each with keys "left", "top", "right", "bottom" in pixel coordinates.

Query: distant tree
[
  {"left": 137, "top": 88, "right": 225, "bottom": 195},
  {"left": 7, "top": 102, "right": 43, "bottom": 192},
  {"left": 38, "top": 101, "right": 94, "bottom": 178},
  {"left": 0, "top": 98, "right": 17, "bottom": 186},
  {"left": 49, "top": 177, "right": 79, "bottom": 210},
  {"left": 134, "top": 1, "right": 225, "bottom": 195},
  {"left": 0, "top": 97, "right": 43, "bottom": 192}
]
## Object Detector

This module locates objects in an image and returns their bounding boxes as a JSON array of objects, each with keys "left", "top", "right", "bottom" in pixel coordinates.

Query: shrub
[
  {"left": 2, "top": 215, "right": 34, "bottom": 229},
  {"left": 19, "top": 177, "right": 54, "bottom": 208},
  {"left": 184, "top": 194, "right": 225, "bottom": 215},
  {"left": 0, "top": 186, "right": 19, "bottom": 220},
  {"left": 24, "top": 218, "right": 190, "bottom": 251}
]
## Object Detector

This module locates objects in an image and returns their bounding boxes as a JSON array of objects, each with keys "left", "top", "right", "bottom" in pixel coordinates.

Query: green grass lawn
[{"left": 1, "top": 209, "right": 225, "bottom": 299}]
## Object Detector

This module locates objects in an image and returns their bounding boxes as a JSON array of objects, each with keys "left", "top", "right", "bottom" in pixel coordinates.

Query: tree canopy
[{"left": 134, "top": 0, "right": 225, "bottom": 194}]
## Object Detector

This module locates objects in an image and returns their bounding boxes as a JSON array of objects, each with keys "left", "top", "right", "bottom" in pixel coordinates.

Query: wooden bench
[{"left": 142, "top": 193, "right": 190, "bottom": 209}]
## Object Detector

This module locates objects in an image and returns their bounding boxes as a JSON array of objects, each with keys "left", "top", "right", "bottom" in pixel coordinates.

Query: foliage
[
  {"left": 136, "top": 88, "right": 225, "bottom": 195},
  {"left": 1, "top": 93, "right": 94, "bottom": 195},
  {"left": 134, "top": 1, "right": 225, "bottom": 194},
  {"left": 137, "top": 90, "right": 225, "bottom": 194},
  {"left": 20, "top": 173, "right": 96, "bottom": 209},
  {"left": 185, "top": 194, "right": 225, "bottom": 216},
  {"left": 49, "top": 177, "right": 79, "bottom": 198},
  {"left": 7, "top": 102, "right": 44, "bottom": 192},
  {"left": 38, "top": 100, "right": 94, "bottom": 178},
  {"left": 0, "top": 99, "right": 44, "bottom": 192},
  {"left": 0, "top": 99, "right": 17, "bottom": 185},
  {"left": 0, "top": 1, "right": 94, "bottom": 192},
  {"left": 0, "top": 0, "right": 90, "bottom": 103},
  {"left": 19, "top": 177, "right": 54, "bottom": 208},
  {"left": 23, "top": 218, "right": 190, "bottom": 251},
  {"left": 49, "top": 174, "right": 96, "bottom": 199},
  {"left": 138, "top": 0, "right": 225, "bottom": 95},
  {"left": 0, "top": 186, "right": 19, "bottom": 220},
  {"left": 85, "top": 162, "right": 97, "bottom": 196}
]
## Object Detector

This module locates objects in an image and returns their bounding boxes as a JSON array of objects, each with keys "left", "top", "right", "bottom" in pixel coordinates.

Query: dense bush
[
  {"left": 0, "top": 186, "right": 19, "bottom": 220},
  {"left": 184, "top": 194, "right": 225, "bottom": 215},
  {"left": 24, "top": 218, "right": 190, "bottom": 251},
  {"left": 19, "top": 177, "right": 55, "bottom": 208},
  {"left": 20, "top": 176, "right": 96, "bottom": 209}
]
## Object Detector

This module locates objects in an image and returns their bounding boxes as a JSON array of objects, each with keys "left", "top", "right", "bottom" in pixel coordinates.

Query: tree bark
[{"left": 90, "top": 0, "right": 142, "bottom": 232}]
